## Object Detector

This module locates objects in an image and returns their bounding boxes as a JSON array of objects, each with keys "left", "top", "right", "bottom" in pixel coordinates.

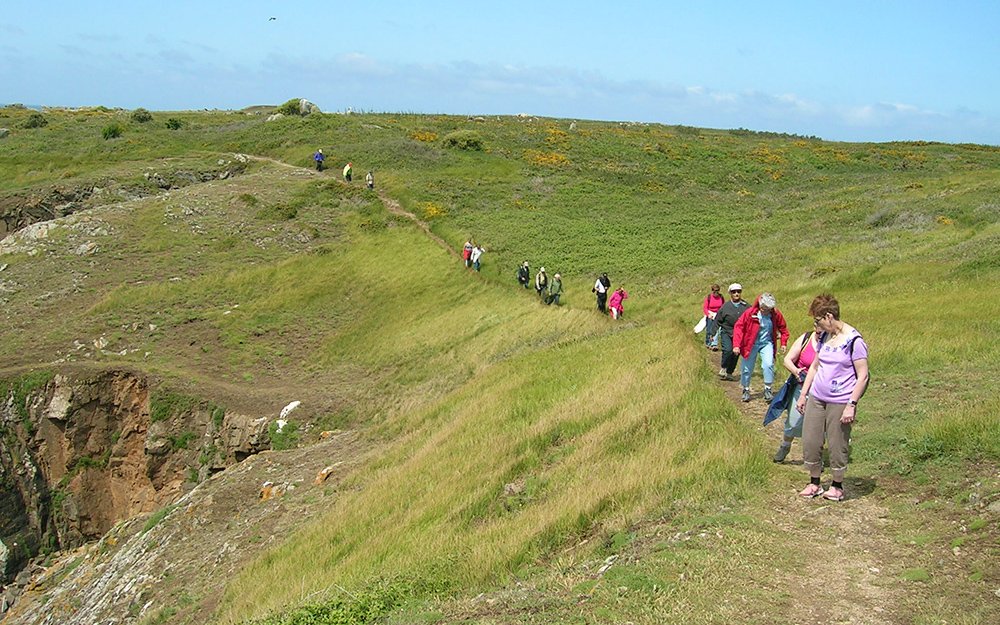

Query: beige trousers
[{"left": 802, "top": 396, "right": 852, "bottom": 481}]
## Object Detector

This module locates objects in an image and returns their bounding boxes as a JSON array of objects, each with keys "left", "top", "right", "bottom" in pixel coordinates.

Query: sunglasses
[{"left": 730, "top": 290, "right": 742, "bottom": 294}]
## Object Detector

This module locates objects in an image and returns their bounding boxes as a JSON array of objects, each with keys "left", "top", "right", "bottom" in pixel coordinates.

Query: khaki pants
[{"left": 802, "top": 396, "right": 852, "bottom": 481}]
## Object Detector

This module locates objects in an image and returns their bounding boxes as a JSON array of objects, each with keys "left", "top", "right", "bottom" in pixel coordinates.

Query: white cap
[
  {"left": 729, "top": 283, "right": 742, "bottom": 292},
  {"left": 540, "top": 267, "right": 545, "bottom": 272}
]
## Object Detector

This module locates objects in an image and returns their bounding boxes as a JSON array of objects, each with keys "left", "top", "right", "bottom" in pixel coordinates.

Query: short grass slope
[{"left": 1, "top": 106, "right": 998, "bottom": 625}]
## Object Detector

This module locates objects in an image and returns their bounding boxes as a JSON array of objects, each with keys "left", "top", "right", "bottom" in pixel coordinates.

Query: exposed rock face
[
  {"left": 298, "top": 99, "right": 321, "bottom": 115},
  {"left": 0, "top": 158, "right": 249, "bottom": 240},
  {"left": 0, "top": 370, "right": 270, "bottom": 598}
]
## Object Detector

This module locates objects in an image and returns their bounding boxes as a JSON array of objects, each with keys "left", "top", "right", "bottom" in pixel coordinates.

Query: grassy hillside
[{"left": 1, "top": 105, "right": 998, "bottom": 624}]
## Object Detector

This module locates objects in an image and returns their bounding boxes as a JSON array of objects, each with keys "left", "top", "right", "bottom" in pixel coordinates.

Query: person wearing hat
[
  {"left": 547, "top": 273, "right": 563, "bottom": 305},
  {"left": 593, "top": 273, "right": 611, "bottom": 313},
  {"left": 714, "top": 283, "right": 749, "bottom": 380},
  {"left": 365, "top": 170, "right": 374, "bottom": 190},
  {"left": 313, "top": 149, "right": 325, "bottom": 171},
  {"left": 733, "top": 292, "right": 789, "bottom": 402},
  {"left": 517, "top": 261, "right": 531, "bottom": 289},
  {"left": 535, "top": 266, "right": 549, "bottom": 298}
]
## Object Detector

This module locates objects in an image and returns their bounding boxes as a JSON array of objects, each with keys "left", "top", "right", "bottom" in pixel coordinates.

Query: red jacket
[
  {"left": 703, "top": 293, "right": 725, "bottom": 316},
  {"left": 732, "top": 297, "right": 789, "bottom": 358}
]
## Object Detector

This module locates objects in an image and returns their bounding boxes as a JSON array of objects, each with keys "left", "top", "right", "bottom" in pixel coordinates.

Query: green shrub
[
  {"left": 238, "top": 193, "right": 259, "bottom": 207},
  {"left": 442, "top": 130, "right": 484, "bottom": 151},
  {"left": 275, "top": 98, "right": 303, "bottom": 116},
  {"left": 256, "top": 203, "right": 298, "bottom": 221},
  {"left": 131, "top": 108, "right": 153, "bottom": 123},
  {"left": 21, "top": 112, "right": 48, "bottom": 129},
  {"left": 150, "top": 391, "right": 198, "bottom": 423},
  {"left": 168, "top": 431, "right": 197, "bottom": 450},
  {"left": 142, "top": 504, "right": 178, "bottom": 534},
  {"left": 164, "top": 118, "right": 183, "bottom": 130},
  {"left": 269, "top": 421, "right": 300, "bottom": 451},
  {"left": 102, "top": 123, "right": 124, "bottom": 140}
]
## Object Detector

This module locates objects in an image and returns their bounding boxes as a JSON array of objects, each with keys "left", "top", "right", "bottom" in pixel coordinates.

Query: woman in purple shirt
[{"left": 795, "top": 294, "right": 870, "bottom": 502}]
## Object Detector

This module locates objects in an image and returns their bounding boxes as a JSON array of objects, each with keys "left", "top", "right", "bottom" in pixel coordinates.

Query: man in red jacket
[{"left": 733, "top": 292, "right": 789, "bottom": 402}]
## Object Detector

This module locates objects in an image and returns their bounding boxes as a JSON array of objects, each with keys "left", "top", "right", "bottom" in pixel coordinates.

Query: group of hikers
[
  {"left": 700, "top": 284, "right": 869, "bottom": 502},
  {"left": 312, "top": 149, "right": 374, "bottom": 190},
  {"left": 460, "top": 241, "right": 629, "bottom": 317}
]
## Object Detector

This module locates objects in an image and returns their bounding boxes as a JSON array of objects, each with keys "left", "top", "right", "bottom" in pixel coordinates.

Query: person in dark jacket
[
  {"left": 593, "top": 273, "right": 611, "bottom": 313},
  {"left": 517, "top": 261, "right": 531, "bottom": 288},
  {"left": 714, "top": 283, "right": 749, "bottom": 381}
]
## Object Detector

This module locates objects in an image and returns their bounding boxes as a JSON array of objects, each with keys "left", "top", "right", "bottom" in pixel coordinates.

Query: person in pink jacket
[
  {"left": 702, "top": 283, "right": 725, "bottom": 350},
  {"left": 608, "top": 287, "right": 628, "bottom": 319},
  {"left": 732, "top": 292, "right": 789, "bottom": 403}
]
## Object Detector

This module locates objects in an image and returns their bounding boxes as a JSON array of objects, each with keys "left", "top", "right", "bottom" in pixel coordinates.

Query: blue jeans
[
  {"left": 705, "top": 318, "right": 719, "bottom": 347},
  {"left": 740, "top": 340, "right": 775, "bottom": 389},
  {"left": 784, "top": 383, "right": 804, "bottom": 439}
]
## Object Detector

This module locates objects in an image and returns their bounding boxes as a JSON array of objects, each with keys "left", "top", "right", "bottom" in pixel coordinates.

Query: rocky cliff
[{"left": 0, "top": 369, "right": 270, "bottom": 613}]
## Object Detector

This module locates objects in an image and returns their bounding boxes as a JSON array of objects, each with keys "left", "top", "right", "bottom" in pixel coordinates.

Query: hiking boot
[
  {"left": 823, "top": 486, "right": 845, "bottom": 502},
  {"left": 798, "top": 483, "right": 824, "bottom": 498},
  {"left": 718, "top": 368, "right": 726, "bottom": 379},
  {"left": 773, "top": 442, "right": 791, "bottom": 463},
  {"left": 763, "top": 386, "right": 774, "bottom": 402},
  {"left": 724, "top": 373, "right": 736, "bottom": 381},
  {"left": 741, "top": 388, "right": 751, "bottom": 402}
]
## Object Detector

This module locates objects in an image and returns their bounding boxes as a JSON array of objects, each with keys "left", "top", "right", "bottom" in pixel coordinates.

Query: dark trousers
[
  {"left": 720, "top": 332, "right": 739, "bottom": 374},
  {"left": 596, "top": 291, "right": 608, "bottom": 312}
]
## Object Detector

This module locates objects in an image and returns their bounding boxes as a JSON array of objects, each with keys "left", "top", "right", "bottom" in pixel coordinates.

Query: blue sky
[{"left": 2, "top": 1, "right": 998, "bottom": 143}]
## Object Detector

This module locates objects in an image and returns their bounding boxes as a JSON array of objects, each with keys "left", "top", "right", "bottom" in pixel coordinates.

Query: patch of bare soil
[{"left": 3, "top": 431, "right": 372, "bottom": 625}]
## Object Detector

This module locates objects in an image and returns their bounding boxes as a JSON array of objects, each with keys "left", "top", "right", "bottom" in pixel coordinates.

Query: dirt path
[
  {"left": 711, "top": 350, "right": 908, "bottom": 624},
  {"left": 247, "top": 155, "right": 458, "bottom": 259}
]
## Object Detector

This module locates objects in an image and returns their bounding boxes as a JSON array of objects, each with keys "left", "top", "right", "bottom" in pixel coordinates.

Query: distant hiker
[
  {"left": 796, "top": 294, "right": 869, "bottom": 502},
  {"left": 702, "top": 284, "right": 725, "bottom": 350},
  {"left": 593, "top": 273, "right": 611, "bottom": 313},
  {"left": 547, "top": 273, "right": 563, "bottom": 305},
  {"left": 714, "top": 284, "right": 749, "bottom": 381},
  {"left": 313, "top": 149, "right": 325, "bottom": 171},
  {"left": 365, "top": 170, "right": 374, "bottom": 190},
  {"left": 608, "top": 287, "right": 628, "bottom": 319},
  {"left": 462, "top": 240, "right": 474, "bottom": 268},
  {"left": 535, "top": 267, "right": 549, "bottom": 298},
  {"left": 343, "top": 162, "right": 353, "bottom": 182},
  {"left": 471, "top": 244, "right": 485, "bottom": 272},
  {"left": 733, "top": 292, "right": 789, "bottom": 403},
  {"left": 517, "top": 261, "right": 531, "bottom": 289},
  {"left": 765, "top": 329, "right": 820, "bottom": 463}
]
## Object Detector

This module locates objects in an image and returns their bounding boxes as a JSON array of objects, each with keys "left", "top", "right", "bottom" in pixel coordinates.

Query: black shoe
[
  {"left": 741, "top": 388, "right": 751, "bottom": 402},
  {"left": 763, "top": 386, "right": 774, "bottom": 402}
]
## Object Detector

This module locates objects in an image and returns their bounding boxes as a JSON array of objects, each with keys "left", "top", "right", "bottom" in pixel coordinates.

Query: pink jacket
[
  {"left": 608, "top": 289, "right": 628, "bottom": 311},
  {"left": 703, "top": 293, "right": 725, "bottom": 316}
]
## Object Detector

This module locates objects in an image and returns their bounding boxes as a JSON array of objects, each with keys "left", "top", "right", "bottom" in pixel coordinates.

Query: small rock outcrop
[{"left": 298, "top": 99, "right": 321, "bottom": 115}]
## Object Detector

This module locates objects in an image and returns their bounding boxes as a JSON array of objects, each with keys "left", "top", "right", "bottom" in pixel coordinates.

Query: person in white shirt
[
  {"left": 470, "top": 245, "right": 484, "bottom": 272},
  {"left": 592, "top": 273, "right": 611, "bottom": 313}
]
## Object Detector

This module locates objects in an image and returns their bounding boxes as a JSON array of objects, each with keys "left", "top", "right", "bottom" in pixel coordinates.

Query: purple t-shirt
[{"left": 811, "top": 330, "right": 868, "bottom": 404}]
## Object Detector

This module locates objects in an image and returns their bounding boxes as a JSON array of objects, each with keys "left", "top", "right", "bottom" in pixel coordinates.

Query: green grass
[{"left": 2, "top": 107, "right": 998, "bottom": 625}]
